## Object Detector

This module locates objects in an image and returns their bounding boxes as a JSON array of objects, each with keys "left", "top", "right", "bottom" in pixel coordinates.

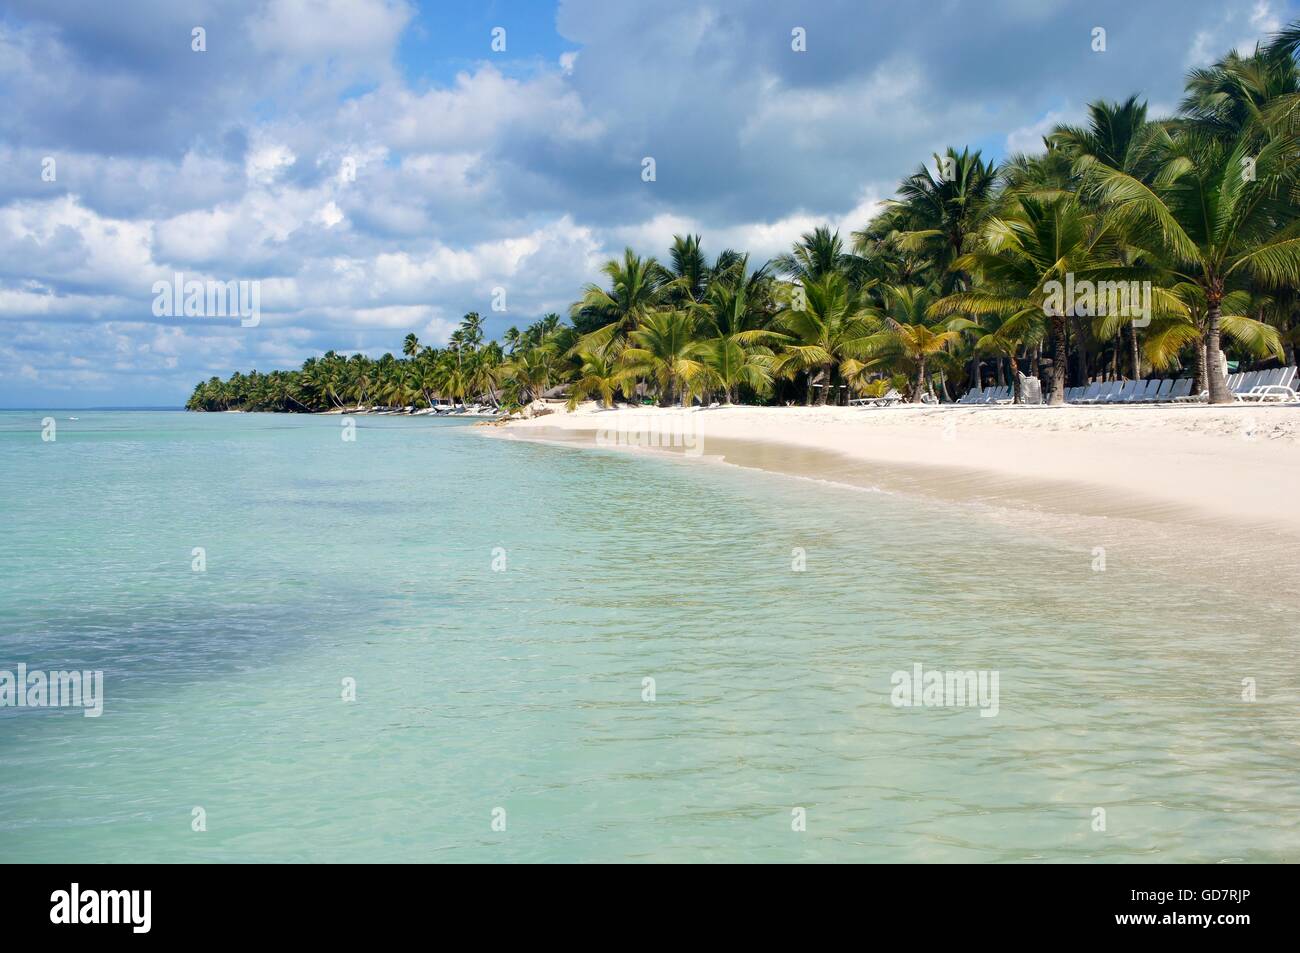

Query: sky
[{"left": 1, "top": 0, "right": 1297, "bottom": 406}]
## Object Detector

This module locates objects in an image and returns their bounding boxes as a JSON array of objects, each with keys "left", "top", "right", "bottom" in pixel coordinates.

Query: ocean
[{"left": 1, "top": 410, "right": 1296, "bottom": 861}]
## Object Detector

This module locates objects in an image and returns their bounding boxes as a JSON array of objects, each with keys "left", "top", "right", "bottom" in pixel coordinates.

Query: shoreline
[{"left": 487, "top": 402, "right": 1300, "bottom": 543}]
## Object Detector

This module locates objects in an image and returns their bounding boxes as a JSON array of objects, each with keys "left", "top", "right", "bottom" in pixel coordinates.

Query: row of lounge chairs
[
  {"left": 956, "top": 367, "right": 1299, "bottom": 406},
  {"left": 1067, "top": 367, "right": 1299, "bottom": 403},
  {"left": 1182, "top": 367, "right": 1299, "bottom": 403},
  {"left": 1067, "top": 379, "right": 1191, "bottom": 403},
  {"left": 957, "top": 386, "right": 1016, "bottom": 404}
]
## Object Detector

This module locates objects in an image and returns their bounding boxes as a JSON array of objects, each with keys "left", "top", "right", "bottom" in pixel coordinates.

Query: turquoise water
[{"left": 1, "top": 410, "right": 1297, "bottom": 862}]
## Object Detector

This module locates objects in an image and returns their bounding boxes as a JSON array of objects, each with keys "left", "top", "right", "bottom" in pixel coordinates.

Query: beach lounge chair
[
  {"left": 1147, "top": 379, "right": 1174, "bottom": 402},
  {"left": 1081, "top": 381, "right": 1117, "bottom": 403},
  {"left": 1098, "top": 381, "right": 1130, "bottom": 403},
  {"left": 1129, "top": 379, "right": 1161, "bottom": 403},
  {"left": 1072, "top": 382, "right": 1102, "bottom": 404},
  {"left": 1241, "top": 366, "right": 1299, "bottom": 402},
  {"left": 1171, "top": 377, "right": 1203, "bottom": 402},
  {"left": 1237, "top": 368, "right": 1277, "bottom": 400},
  {"left": 852, "top": 388, "right": 905, "bottom": 407}
]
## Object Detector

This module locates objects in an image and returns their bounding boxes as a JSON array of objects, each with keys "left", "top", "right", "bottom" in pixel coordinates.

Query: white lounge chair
[
  {"left": 1072, "top": 382, "right": 1102, "bottom": 404},
  {"left": 1241, "top": 366, "right": 1299, "bottom": 402},
  {"left": 1083, "top": 381, "right": 1119, "bottom": 403},
  {"left": 1147, "top": 379, "right": 1174, "bottom": 402},
  {"left": 1129, "top": 380, "right": 1161, "bottom": 403},
  {"left": 852, "top": 388, "right": 903, "bottom": 407},
  {"left": 1098, "top": 381, "right": 1130, "bottom": 403}
]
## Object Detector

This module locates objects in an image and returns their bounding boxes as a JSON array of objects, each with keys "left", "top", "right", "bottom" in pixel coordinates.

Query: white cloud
[{"left": 1005, "top": 109, "right": 1078, "bottom": 156}]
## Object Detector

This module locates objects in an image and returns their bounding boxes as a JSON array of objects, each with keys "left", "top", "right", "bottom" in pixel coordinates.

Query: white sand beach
[{"left": 492, "top": 402, "right": 1300, "bottom": 540}]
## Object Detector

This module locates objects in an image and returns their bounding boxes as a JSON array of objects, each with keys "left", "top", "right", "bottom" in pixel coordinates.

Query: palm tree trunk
[
  {"left": 816, "top": 366, "right": 830, "bottom": 405},
  {"left": 1206, "top": 299, "right": 1232, "bottom": 404},
  {"left": 1009, "top": 353, "right": 1021, "bottom": 404},
  {"left": 1193, "top": 336, "right": 1207, "bottom": 396},
  {"left": 1049, "top": 314, "right": 1068, "bottom": 405},
  {"left": 1072, "top": 319, "right": 1088, "bottom": 388},
  {"left": 911, "top": 357, "right": 927, "bottom": 403},
  {"left": 804, "top": 373, "right": 813, "bottom": 406},
  {"left": 1129, "top": 322, "right": 1141, "bottom": 380}
]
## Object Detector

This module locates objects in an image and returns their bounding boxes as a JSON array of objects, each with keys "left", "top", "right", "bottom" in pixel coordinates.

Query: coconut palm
[
  {"left": 1083, "top": 125, "right": 1300, "bottom": 402},
  {"left": 862, "top": 285, "right": 976, "bottom": 402},
  {"left": 769, "top": 273, "right": 873, "bottom": 405},
  {"left": 567, "top": 349, "right": 627, "bottom": 409},
  {"left": 931, "top": 195, "right": 1125, "bottom": 404},
  {"left": 620, "top": 310, "right": 704, "bottom": 407},
  {"left": 695, "top": 337, "right": 774, "bottom": 405},
  {"left": 1142, "top": 284, "right": 1282, "bottom": 387},
  {"left": 889, "top": 147, "right": 1001, "bottom": 294},
  {"left": 1052, "top": 96, "right": 1166, "bottom": 378},
  {"left": 570, "top": 248, "right": 668, "bottom": 344}
]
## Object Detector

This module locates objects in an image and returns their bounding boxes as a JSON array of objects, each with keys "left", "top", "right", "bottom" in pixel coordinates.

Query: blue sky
[{"left": 1, "top": 0, "right": 1297, "bottom": 406}]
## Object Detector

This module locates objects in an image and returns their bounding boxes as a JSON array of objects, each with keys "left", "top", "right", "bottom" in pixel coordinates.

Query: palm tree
[
  {"left": 931, "top": 195, "right": 1124, "bottom": 404},
  {"left": 665, "top": 234, "right": 709, "bottom": 304},
  {"left": 459, "top": 312, "right": 485, "bottom": 349},
  {"left": 402, "top": 333, "right": 420, "bottom": 359},
  {"left": 1142, "top": 284, "right": 1282, "bottom": 389},
  {"left": 769, "top": 273, "right": 873, "bottom": 405},
  {"left": 1052, "top": 96, "right": 1162, "bottom": 380},
  {"left": 570, "top": 249, "right": 668, "bottom": 344},
  {"left": 884, "top": 147, "right": 1000, "bottom": 393},
  {"left": 773, "top": 226, "right": 860, "bottom": 284},
  {"left": 567, "top": 349, "right": 625, "bottom": 409},
  {"left": 503, "top": 345, "right": 561, "bottom": 406},
  {"left": 862, "top": 285, "right": 975, "bottom": 402},
  {"left": 1181, "top": 42, "right": 1300, "bottom": 144},
  {"left": 696, "top": 337, "right": 773, "bottom": 405},
  {"left": 889, "top": 147, "right": 1000, "bottom": 294},
  {"left": 620, "top": 310, "right": 704, "bottom": 407},
  {"left": 1083, "top": 125, "right": 1300, "bottom": 402},
  {"left": 972, "top": 309, "right": 1045, "bottom": 403}
]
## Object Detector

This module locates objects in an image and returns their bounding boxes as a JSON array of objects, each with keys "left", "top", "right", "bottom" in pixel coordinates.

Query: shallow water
[{"left": 1, "top": 410, "right": 1296, "bottom": 862}]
